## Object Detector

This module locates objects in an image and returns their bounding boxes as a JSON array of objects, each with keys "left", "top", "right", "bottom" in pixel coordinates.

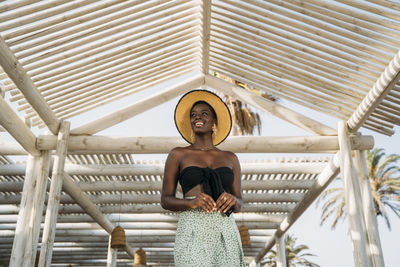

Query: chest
[{"left": 180, "top": 150, "right": 232, "bottom": 170}]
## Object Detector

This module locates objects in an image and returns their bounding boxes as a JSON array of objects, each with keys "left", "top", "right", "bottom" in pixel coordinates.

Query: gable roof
[
  {"left": 0, "top": 0, "right": 399, "bottom": 135},
  {"left": 0, "top": 1, "right": 399, "bottom": 266}
]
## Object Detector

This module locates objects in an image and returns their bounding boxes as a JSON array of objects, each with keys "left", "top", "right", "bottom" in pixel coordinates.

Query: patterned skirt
[{"left": 174, "top": 208, "right": 246, "bottom": 267}]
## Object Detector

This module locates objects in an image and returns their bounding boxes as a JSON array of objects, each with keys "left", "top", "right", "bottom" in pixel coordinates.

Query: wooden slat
[
  {"left": 0, "top": 36, "right": 60, "bottom": 134},
  {"left": 348, "top": 50, "right": 400, "bottom": 132}
]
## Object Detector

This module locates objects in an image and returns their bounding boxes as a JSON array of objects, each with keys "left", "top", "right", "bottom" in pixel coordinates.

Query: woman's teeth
[{"left": 195, "top": 122, "right": 204, "bottom": 127}]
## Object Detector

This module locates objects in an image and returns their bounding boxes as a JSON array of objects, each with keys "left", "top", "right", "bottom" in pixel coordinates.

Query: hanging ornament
[
  {"left": 133, "top": 248, "right": 147, "bottom": 266},
  {"left": 238, "top": 225, "right": 251, "bottom": 247},
  {"left": 110, "top": 225, "right": 126, "bottom": 249}
]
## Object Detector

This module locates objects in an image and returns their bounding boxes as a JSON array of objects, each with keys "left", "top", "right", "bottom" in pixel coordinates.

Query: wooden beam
[
  {"left": 338, "top": 121, "right": 370, "bottom": 267},
  {"left": 347, "top": 50, "right": 400, "bottom": 132},
  {"left": 39, "top": 121, "right": 70, "bottom": 267},
  {"left": 0, "top": 203, "right": 295, "bottom": 215},
  {"left": 9, "top": 152, "right": 50, "bottom": 266},
  {"left": 70, "top": 74, "right": 204, "bottom": 135},
  {"left": 0, "top": 179, "right": 315, "bottom": 193},
  {"left": 275, "top": 234, "right": 287, "bottom": 267},
  {"left": 36, "top": 135, "right": 374, "bottom": 153},
  {"left": 0, "top": 161, "right": 326, "bottom": 178},
  {"left": 0, "top": 142, "right": 26, "bottom": 155},
  {"left": 0, "top": 36, "right": 60, "bottom": 134},
  {"left": 107, "top": 235, "right": 117, "bottom": 267},
  {"left": 61, "top": 173, "right": 135, "bottom": 258},
  {"left": 254, "top": 152, "right": 341, "bottom": 262},
  {"left": 0, "top": 96, "right": 39, "bottom": 155},
  {"left": 0, "top": 192, "right": 305, "bottom": 205},
  {"left": 201, "top": 0, "right": 211, "bottom": 74},
  {"left": 205, "top": 75, "right": 337, "bottom": 136},
  {"left": 354, "top": 149, "right": 385, "bottom": 266}
]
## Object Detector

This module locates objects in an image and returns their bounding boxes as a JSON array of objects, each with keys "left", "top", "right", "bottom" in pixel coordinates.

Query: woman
[{"left": 161, "top": 90, "right": 245, "bottom": 267}]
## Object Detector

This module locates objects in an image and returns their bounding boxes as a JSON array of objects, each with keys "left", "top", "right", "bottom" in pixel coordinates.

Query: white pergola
[{"left": 0, "top": 1, "right": 399, "bottom": 266}]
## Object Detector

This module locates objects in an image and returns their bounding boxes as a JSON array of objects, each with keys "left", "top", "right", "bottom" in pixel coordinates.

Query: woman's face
[{"left": 190, "top": 103, "right": 216, "bottom": 134}]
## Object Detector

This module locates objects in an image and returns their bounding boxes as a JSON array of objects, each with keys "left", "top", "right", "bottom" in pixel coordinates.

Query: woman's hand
[
  {"left": 216, "top": 192, "right": 237, "bottom": 214},
  {"left": 190, "top": 193, "right": 216, "bottom": 213}
]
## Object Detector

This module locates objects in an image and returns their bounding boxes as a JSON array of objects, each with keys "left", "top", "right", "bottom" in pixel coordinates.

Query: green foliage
[
  {"left": 261, "top": 234, "right": 320, "bottom": 267},
  {"left": 317, "top": 148, "right": 400, "bottom": 229}
]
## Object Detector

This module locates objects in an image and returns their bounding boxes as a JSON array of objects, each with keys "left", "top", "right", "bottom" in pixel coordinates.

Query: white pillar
[
  {"left": 354, "top": 149, "right": 385, "bottom": 267},
  {"left": 107, "top": 235, "right": 117, "bottom": 267},
  {"left": 9, "top": 151, "right": 50, "bottom": 267},
  {"left": 39, "top": 121, "right": 70, "bottom": 267},
  {"left": 275, "top": 235, "right": 287, "bottom": 267},
  {"left": 338, "top": 121, "right": 370, "bottom": 267},
  {"left": 249, "top": 259, "right": 260, "bottom": 267}
]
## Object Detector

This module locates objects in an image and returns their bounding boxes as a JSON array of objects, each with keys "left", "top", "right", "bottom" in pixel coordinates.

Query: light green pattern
[{"left": 175, "top": 208, "right": 245, "bottom": 267}]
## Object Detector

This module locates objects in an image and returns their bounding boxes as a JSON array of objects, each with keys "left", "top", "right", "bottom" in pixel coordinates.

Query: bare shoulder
[
  {"left": 217, "top": 149, "right": 239, "bottom": 163},
  {"left": 167, "top": 146, "right": 191, "bottom": 160}
]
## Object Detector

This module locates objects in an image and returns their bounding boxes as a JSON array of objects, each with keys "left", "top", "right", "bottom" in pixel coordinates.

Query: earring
[{"left": 212, "top": 124, "right": 218, "bottom": 139}]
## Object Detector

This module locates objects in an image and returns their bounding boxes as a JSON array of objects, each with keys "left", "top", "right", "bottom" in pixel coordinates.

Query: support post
[
  {"left": 354, "top": 149, "right": 385, "bottom": 267},
  {"left": 337, "top": 121, "right": 370, "bottom": 267},
  {"left": 276, "top": 235, "right": 287, "bottom": 267},
  {"left": 39, "top": 121, "right": 71, "bottom": 267},
  {"left": 107, "top": 235, "right": 117, "bottom": 267},
  {"left": 9, "top": 151, "right": 50, "bottom": 266}
]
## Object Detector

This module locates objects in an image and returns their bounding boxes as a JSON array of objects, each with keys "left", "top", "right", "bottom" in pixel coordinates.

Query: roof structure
[{"left": 0, "top": 0, "right": 399, "bottom": 266}]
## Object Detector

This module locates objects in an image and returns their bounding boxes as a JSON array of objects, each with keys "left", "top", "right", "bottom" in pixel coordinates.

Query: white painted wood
[
  {"left": 61, "top": 172, "right": 135, "bottom": 258},
  {"left": 39, "top": 121, "right": 70, "bottom": 267},
  {"left": 0, "top": 178, "right": 314, "bottom": 192},
  {"left": 254, "top": 152, "right": 341, "bottom": 262},
  {"left": 70, "top": 74, "right": 203, "bottom": 135},
  {"left": 36, "top": 135, "right": 374, "bottom": 153},
  {"left": 0, "top": 161, "right": 326, "bottom": 177},
  {"left": 0, "top": 142, "right": 27, "bottom": 155},
  {"left": 276, "top": 235, "right": 287, "bottom": 267},
  {"left": 201, "top": 0, "right": 211, "bottom": 74},
  {"left": 9, "top": 151, "right": 50, "bottom": 267},
  {"left": 0, "top": 191, "right": 305, "bottom": 205},
  {"left": 249, "top": 260, "right": 260, "bottom": 267},
  {"left": 347, "top": 50, "right": 400, "bottom": 132},
  {"left": 206, "top": 74, "right": 337, "bottom": 136},
  {"left": 354, "top": 149, "right": 385, "bottom": 267},
  {"left": 338, "top": 121, "right": 370, "bottom": 267},
  {"left": 107, "top": 235, "right": 117, "bottom": 267},
  {"left": 0, "top": 96, "right": 39, "bottom": 155},
  {"left": 0, "top": 36, "right": 60, "bottom": 134}
]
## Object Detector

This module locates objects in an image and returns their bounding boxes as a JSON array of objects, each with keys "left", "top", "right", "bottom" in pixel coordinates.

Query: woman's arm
[
  {"left": 161, "top": 148, "right": 196, "bottom": 211},
  {"left": 216, "top": 152, "right": 243, "bottom": 213}
]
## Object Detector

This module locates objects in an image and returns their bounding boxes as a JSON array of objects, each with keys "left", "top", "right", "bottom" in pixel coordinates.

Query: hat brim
[{"left": 174, "top": 90, "right": 232, "bottom": 146}]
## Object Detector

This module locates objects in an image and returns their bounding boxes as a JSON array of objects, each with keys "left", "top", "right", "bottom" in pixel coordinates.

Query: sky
[{"left": 1, "top": 79, "right": 399, "bottom": 267}]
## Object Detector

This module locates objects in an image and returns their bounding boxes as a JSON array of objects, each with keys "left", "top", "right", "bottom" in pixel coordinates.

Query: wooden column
[
  {"left": 338, "top": 121, "right": 370, "bottom": 267},
  {"left": 249, "top": 260, "right": 260, "bottom": 267},
  {"left": 9, "top": 151, "right": 50, "bottom": 266},
  {"left": 107, "top": 235, "right": 117, "bottom": 267},
  {"left": 276, "top": 235, "right": 287, "bottom": 267},
  {"left": 39, "top": 121, "right": 71, "bottom": 267},
  {"left": 354, "top": 149, "right": 385, "bottom": 267}
]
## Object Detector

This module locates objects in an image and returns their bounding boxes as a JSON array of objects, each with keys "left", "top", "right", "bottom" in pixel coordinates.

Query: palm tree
[
  {"left": 261, "top": 234, "right": 320, "bottom": 267},
  {"left": 318, "top": 148, "right": 400, "bottom": 229},
  {"left": 213, "top": 72, "right": 278, "bottom": 136}
]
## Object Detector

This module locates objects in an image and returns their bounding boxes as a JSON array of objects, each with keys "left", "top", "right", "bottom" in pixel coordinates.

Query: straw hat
[{"left": 174, "top": 90, "right": 232, "bottom": 146}]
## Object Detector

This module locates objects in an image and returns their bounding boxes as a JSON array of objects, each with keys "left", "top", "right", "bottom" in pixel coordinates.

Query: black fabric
[
  {"left": 178, "top": 166, "right": 234, "bottom": 200},
  {"left": 178, "top": 166, "right": 235, "bottom": 216}
]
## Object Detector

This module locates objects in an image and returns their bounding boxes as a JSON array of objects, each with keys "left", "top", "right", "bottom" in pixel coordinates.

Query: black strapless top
[{"left": 178, "top": 166, "right": 234, "bottom": 201}]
